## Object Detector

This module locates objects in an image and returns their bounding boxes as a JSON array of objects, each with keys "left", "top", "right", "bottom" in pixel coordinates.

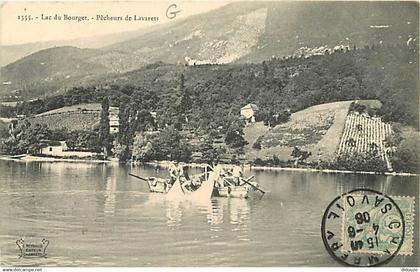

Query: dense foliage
[
  {"left": 2, "top": 43, "right": 417, "bottom": 129},
  {"left": 331, "top": 152, "right": 388, "bottom": 173},
  {"left": 388, "top": 125, "right": 420, "bottom": 174},
  {"left": 0, "top": 121, "right": 50, "bottom": 155},
  {"left": 0, "top": 121, "right": 102, "bottom": 155},
  {"left": 0, "top": 43, "right": 418, "bottom": 171},
  {"left": 129, "top": 127, "right": 192, "bottom": 162}
]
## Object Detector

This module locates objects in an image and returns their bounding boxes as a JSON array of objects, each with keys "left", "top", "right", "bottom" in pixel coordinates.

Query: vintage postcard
[{"left": 0, "top": 0, "right": 418, "bottom": 269}]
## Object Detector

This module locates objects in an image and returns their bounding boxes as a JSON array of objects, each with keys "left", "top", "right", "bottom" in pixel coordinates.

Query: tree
[
  {"left": 0, "top": 120, "right": 10, "bottom": 139},
  {"left": 116, "top": 96, "right": 132, "bottom": 162},
  {"left": 1, "top": 122, "right": 51, "bottom": 155},
  {"left": 262, "top": 61, "right": 269, "bottom": 78},
  {"left": 332, "top": 152, "right": 387, "bottom": 173},
  {"left": 252, "top": 137, "right": 262, "bottom": 150},
  {"left": 225, "top": 119, "right": 248, "bottom": 149},
  {"left": 132, "top": 134, "right": 154, "bottom": 161},
  {"left": 150, "top": 125, "right": 192, "bottom": 162},
  {"left": 64, "top": 130, "right": 101, "bottom": 152},
  {"left": 178, "top": 73, "right": 192, "bottom": 125},
  {"left": 99, "top": 97, "right": 112, "bottom": 156},
  {"left": 338, "top": 76, "right": 361, "bottom": 100},
  {"left": 199, "top": 134, "right": 221, "bottom": 164},
  {"left": 290, "top": 146, "right": 312, "bottom": 165},
  {"left": 391, "top": 129, "right": 419, "bottom": 173},
  {"left": 112, "top": 142, "right": 128, "bottom": 161},
  {"left": 45, "top": 95, "right": 65, "bottom": 112}
]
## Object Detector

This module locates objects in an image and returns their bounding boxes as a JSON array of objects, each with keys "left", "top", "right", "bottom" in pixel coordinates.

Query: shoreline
[
  {"left": 0, "top": 156, "right": 417, "bottom": 176},
  {"left": 249, "top": 165, "right": 418, "bottom": 177},
  {"left": 0, "top": 155, "right": 113, "bottom": 163},
  {"left": 142, "top": 160, "right": 418, "bottom": 177}
]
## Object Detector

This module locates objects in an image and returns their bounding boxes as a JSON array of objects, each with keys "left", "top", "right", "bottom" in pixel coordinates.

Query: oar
[
  {"left": 222, "top": 177, "right": 236, "bottom": 187},
  {"left": 241, "top": 175, "right": 266, "bottom": 195},
  {"left": 128, "top": 173, "right": 151, "bottom": 191},
  {"left": 128, "top": 173, "right": 149, "bottom": 181}
]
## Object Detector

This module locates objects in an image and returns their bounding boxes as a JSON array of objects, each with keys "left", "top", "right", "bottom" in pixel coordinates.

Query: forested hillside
[
  {"left": 0, "top": 44, "right": 418, "bottom": 169},
  {"left": 4, "top": 43, "right": 416, "bottom": 127}
]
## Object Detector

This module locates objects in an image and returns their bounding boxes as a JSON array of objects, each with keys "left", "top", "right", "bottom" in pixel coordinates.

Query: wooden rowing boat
[
  {"left": 216, "top": 186, "right": 250, "bottom": 198},
  {"left": 128, "top": 173, "right": 170, "bottom": 193},
  {"left": 129, "top": 172, "right": 214, "bottom": 200},
  {"left": 214, "top": 176, "right": 263, "bottom": 198},
  {"left": 129, "top": 171, "right": 265, "bottom": 200},
  {"left": 146, "top": 177, "right": 169, "bottom": 193}
]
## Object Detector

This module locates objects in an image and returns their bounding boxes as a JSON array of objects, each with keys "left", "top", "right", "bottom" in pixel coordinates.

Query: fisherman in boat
[
  {"left": 212, "top": 162, "right": 226, "bottom": 188},
  {"left": 168, "top": 161, "right": 183, "bottom": 185},
  {"left": 181, "top": 177, "right": 197, "bottom": 191},
  {"left": 180, "top": 164, "right": 204, "bottom": 192},
  {"left": 232, "top": 164, "right": 243, "bottom": 186}
]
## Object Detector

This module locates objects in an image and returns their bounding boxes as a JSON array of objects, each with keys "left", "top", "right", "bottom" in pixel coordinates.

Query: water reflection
[
  {"left": 163, "top": 196, "right": 251, "bottom": 238},
  {"left": 381, "top": 175, "right": 393, "bottom": 194},
  {"left": 229, "top": 198, "right": 250, "bottom": 225},
  {"left": 165, "top": 200, "right": 183, "bottom": 228},
  {"left": 208, "top": 198, "right": 225, "bottom": 226},
  {"left": 104, "top": 175, "right": 116, "bottom": 217}
]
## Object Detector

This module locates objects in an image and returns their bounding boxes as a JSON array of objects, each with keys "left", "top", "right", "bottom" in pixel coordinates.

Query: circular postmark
[{"left": 321, "top": 188, "right": 405, "bottom": 267}]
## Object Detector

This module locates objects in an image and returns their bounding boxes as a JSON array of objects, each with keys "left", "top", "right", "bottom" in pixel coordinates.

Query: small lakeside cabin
[{"left": 39, "top": 141, "right": 101, "bottom": 158}]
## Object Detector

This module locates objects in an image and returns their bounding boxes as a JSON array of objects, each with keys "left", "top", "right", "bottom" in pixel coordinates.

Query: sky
[{"left": 0, "top": 1, "right": 229, "bottom": 45}]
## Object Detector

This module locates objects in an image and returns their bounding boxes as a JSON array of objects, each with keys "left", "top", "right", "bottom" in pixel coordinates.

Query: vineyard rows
[
  {"left": 28, "top": 112, "right": 100, "bottom": 131},
  {"left": 337, "top": 113, "right": 393, "bottom": 170}
]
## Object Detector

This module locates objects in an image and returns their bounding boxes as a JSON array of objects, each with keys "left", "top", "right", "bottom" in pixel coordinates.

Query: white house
[
  {"left": 240, "top": 103, "right": 259, "bottom": 123},
  {"left": 40, "top": 141, "right": 68, "bottom": 157},
  {"left": 40, "top": 141, "right": 100, "bottom": 158}
]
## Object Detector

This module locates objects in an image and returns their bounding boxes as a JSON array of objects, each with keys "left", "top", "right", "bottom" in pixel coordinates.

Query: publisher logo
[{"left": 16, "top": 238, "right": 49, "bottom": 258}]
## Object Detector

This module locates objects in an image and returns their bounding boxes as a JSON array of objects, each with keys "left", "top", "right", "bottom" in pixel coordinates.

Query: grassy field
[
  {"left": 37, "top": 103, "right": 102, "bottom": 116},
  {"left": 27, "top": 103, "right": 105, "bottom": 131},
  {"left": 27, "top": 112, "right": 100, "bottom": 131},
  {"left": 243, "top": 121, "right": 270, "bottom": 150},
  {"left": 245, "top": 100, "right": 354, "bottom": 162},
  {"left": 26, "top": 103, "right": 119, "bottom": 131}
]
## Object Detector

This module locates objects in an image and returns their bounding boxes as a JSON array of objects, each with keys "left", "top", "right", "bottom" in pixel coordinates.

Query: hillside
[
  {"left": 0, "top": 47, "right": 109, "bottom": 100},
  {"left": 1, "top": 1, "right": 417, "bottom": 100},
  {"left": 245, "top": 101, "right": 353, "bottom": 163},
  {"left": 3, "top": 44, "right": 418, "bottom": 133},
  {"left": 36, "top": 103, "right": 102, "bottom": 116},
  {"left": 245, "top": 99, "right": 399, "bottom": 170},
  {"left": 26, "top": 112, "right": 100, "bottom": 131},
  {"left": 243, "top": 122, "right": 270, "bottom": 153},
  {"left": 105, "top": 1, "right": 418, "bottom": 66},
  {"left": 24, "top": 103, "right": 120, "bottom": 131},
  {"left": 0, "top": 27, "right": 155, "bottom": 67}
]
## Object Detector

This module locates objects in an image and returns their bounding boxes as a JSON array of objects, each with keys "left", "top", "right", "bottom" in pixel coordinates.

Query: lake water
[{"left": 0, "top": 160, "right": 418, "bottom": 267}]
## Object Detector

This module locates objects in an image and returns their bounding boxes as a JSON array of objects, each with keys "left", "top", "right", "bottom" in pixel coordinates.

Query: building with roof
[
  {"left": 240, "top": 103, "right": 259, "bottom": 123},
  {"left": 109, "top": 107, "right": 119, "bottom": 134},
  {"left": 40, "top": 141, "right": 101, "bottom": 158}
]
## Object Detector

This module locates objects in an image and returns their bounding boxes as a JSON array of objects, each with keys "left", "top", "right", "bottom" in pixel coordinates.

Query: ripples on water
[{"left": 0, "top": 161, "right": 418, "bottom": 266}]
